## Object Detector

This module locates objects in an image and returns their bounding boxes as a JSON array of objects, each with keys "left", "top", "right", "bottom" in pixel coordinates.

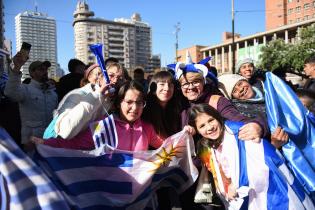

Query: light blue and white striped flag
[
  {"left": 34, "top": 130, "right": 198, "bottom": 210},
  {"left": 90, "top": 114, "right": 118, "bottom": 150},
  {"left": 264, "top": 72, "right": 315, "bottom": 199},
  {"left": 0, "top": 128, "right": 70, "bottom": 210},
  {"left": 217, "top": 121, "right": 315, "bottom": 210}
]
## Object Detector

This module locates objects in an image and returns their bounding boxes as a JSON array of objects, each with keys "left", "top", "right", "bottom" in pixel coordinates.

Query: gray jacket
[{"left": 4, "top": 71, "right": 57, "bottom": 144}]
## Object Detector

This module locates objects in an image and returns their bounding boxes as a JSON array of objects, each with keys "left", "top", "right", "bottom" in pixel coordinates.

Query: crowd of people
[{"left": 0, "top": 49, "right": 315, "bottom": 209}]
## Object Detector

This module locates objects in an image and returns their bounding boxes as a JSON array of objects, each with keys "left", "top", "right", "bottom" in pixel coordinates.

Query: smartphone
[{"left": 20, "top": 42, "right": 31, "bottom": 60}]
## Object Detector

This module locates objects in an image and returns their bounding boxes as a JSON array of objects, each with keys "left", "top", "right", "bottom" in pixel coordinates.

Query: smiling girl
[
  {"left": 142, "top": 71, "right": 182, "bottom": 140},
  {"left": 32, "top": 81, "right": 163, "bottom": 151},
  {"left": 188, "top": 103, "right": 314, "bottom": 210}
]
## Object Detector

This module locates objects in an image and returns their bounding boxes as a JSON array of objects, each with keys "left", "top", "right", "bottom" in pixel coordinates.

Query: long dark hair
[
  {"left": 188, "top": 103, "right": 225, "bottom": 149},
  {"left": 114, "top": 80, "right": 145, "bottom": 111},
  {"left": 142, "top": 71, "right": 181, "bottom": 138}
]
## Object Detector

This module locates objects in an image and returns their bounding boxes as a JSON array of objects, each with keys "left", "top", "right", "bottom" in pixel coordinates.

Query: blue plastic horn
[{"left": 89, "top": 44, "right": 110, "bottom": 84}]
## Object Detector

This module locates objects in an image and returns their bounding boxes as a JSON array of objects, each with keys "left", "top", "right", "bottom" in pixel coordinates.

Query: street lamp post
[
  {"left": 232, "top": 0, "right": 236, "bottom": 73},
  {"left": 174, "top": 22, "right": 180, "bottom": 62}
]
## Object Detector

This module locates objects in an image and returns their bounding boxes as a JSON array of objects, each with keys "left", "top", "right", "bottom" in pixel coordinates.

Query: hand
[
  {"left": 238, "top": 122, "right": 262, "bottom": 142},
  {"left": 227, "top": 184, "right": 238, "bottom": 201},
  {"left": 271, "top": 126, "right": 289, "bottom": 149},
  {"left": 30, "top": 136, "right": 45, "bottom": 144},
  {"left": 183, "top": 125, "right": 196, "bottom": 135},
  {"left": 98, "top": 82, "right": 113, "bottom": 96},
  {"left": 12, "top": 51, "right": 28, "bottom": 72}
]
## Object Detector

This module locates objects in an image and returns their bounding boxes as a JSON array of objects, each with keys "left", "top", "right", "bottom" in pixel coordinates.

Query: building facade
[
  {"left": 177, "top": 45, "right": 207, "bottom": 63},
  {"left": 0, "top": 0, "right": 10, "bottom": 74},
  {"left": 15, "top": 11, "right": 57, "bottom": 80},
  {"left": 266, "top": 0, "right": 315, "bottom": 30},
  {"left": 200, "top": 19, "right": 315, "bottom": 74},
  {"left": 148, "top": 54, "right": 161, "bottom": 71},
  {"left": 73, "top": 1, "right": 155, "bottom": 71}
]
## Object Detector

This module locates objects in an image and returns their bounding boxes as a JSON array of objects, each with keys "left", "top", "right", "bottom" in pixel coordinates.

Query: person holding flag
[{"left": 188, "top": 103, "right": 314, "bottom": 209}]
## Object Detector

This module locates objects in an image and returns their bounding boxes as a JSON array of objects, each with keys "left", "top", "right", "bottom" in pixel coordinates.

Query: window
[
  {"left": 296, "top": 17, "right": 302, "bottom": 22},
  {"left": 304, "top": 15, "right": 310, "bottom": 20},
  {"left": 288, "top": 8, "right": 293, "bottom": 14},
  {"left": 296, "top": 6, "right": 301, "bottom": 12},
  {"left": 304, "top": 3, "right": 310, "bottom": 10},
  {"left": 289, "top": 19, "right": 294, "bottom": 24}
]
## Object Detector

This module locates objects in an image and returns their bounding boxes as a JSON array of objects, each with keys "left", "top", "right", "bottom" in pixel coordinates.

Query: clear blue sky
[{"left": 4, "top": 0, "right": 266, "bottom": 71}]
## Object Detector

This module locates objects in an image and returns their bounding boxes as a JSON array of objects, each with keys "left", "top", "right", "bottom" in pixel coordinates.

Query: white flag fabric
[{"left": 34, "top": 130, "right": 198, "bottom": 210}]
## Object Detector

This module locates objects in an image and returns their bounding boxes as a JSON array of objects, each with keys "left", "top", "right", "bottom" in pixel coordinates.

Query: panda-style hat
[{"left": 171, "top": 51, "right": 210, "bottom": 80}]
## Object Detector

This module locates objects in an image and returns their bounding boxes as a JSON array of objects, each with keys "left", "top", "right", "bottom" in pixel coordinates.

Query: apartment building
[
  {"left": 15, "top": 11, "right": 57, "bottom": 80},
  {"left": 266, "top": 0, "right": 315, "bottom": 30},
  {"left": 73, "top": 1, "right": 156, "bottom": 71}
]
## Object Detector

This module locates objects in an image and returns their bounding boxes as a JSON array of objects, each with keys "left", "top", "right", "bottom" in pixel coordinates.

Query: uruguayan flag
[
  {"left": 0, "top": 128, "right": 69, "bottom": 210},
  {"left": 34, "top": 130, "right": 198, "bottom": 210},
  {"left": 264, "top": 72, "right": 315, "bottom": 198},
  {"left": 210, "top": 121, "right": 314, "bottom": 210},
  {"left": 90, "top": 114, "right": 118, "bottom": 150}
]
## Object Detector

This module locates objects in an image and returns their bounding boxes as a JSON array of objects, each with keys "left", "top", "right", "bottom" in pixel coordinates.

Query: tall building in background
[
  {"left": 15, "top": 11, "right": 57, "bottom": 80},
  {"left": 0, "top": 0, "right": 10, "bottom": 73},
  {"left": 148, "top": 54, "right": 161, "bottom": 71},
  {"left": 73, "top": 1, "right": 155, "bottom": 71},
  {"left": 266, "top": 0, "right": 315, "bottom": 30}
]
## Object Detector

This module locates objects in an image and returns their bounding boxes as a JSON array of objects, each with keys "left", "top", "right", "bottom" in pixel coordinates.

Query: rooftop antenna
[
  {"left": 174, "top": 22, "right": 180, "bottom": 62},
  {"left": 34, "top": 0, "right": 38, "bottom": 12}
]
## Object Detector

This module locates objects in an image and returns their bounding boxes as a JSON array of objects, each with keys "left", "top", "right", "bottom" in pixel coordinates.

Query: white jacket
[
  {"left": 4, "top": 71, "right": 58, "bottom": 144},
  {"left": 54, "top": 83, "right": 112, "bottom": 139}
]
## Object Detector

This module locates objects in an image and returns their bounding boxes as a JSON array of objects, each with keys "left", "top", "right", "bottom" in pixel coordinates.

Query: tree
[
  {"left": 259, "top": 23, "right": 315, "bottom": 73},
  {"left": 258, "top": 39, "right": 291, "bottom": 71}
]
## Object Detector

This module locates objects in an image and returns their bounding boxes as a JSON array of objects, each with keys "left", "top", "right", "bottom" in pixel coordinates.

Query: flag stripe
[
  {"left": 65, "top": 180, "right": 132, "bottom": 195},
  {"left": 0, "top": 174, "right": 8, "bottom": 210},
  {"left": 108, "top": 115, "right": 117, "bottom": 147},
  {"left": 100, "top": 133, "right": 105, "bottom": 144},
  {"left": 103, "top": 118, "right": 112, "bottom": 146},
  {"left": 38, "top": 154, "right": 134, "bottom": 171},
  {"left": 95, "top": 136, "right": 100, "bottom": 148},
  {"left": 10, "top": 183, "right": 61, "bottom": 203},
  {"left": 7, "top": 166, "right": 44, "bottom": 183}
]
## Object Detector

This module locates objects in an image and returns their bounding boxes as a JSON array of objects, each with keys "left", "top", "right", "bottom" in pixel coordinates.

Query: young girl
[
  {"left": 142, "top": 71, "right": 182, "bottom": 139},
  {"left": 142, "top": 71, "right": 183, "bottom": 210},
  {"left": 188, "top": 103, "right": 314, "bottom": 210},
  {"left": 32, "top": 81, "right": 163, "bottom": 151}
]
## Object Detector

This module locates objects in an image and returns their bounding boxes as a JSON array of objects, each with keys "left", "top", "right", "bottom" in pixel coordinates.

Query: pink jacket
[{"left": 43, "top": 115, "right": 163, "bottom": 151}]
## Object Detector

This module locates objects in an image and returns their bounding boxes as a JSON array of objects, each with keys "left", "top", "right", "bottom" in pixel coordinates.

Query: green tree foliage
[{"left": 259, "top": 23, "right": 315, "bottom": 73}]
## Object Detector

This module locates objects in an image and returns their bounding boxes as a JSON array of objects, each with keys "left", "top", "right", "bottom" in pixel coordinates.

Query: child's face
[
  {"left": 195, "top": 113, "right": 222, "bottom": 140},
  {"left": 120, "top": 89, "right": 145, "bottom": 123},
  {"left": 156, "top": 80, "right": 174, "bottom": 106}
]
